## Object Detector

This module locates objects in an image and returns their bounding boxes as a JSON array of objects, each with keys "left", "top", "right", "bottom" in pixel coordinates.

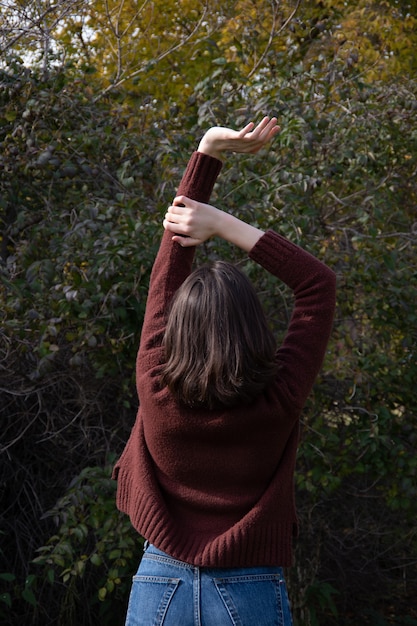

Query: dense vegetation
[{"left": 1, "top": 1, "right": 416, "bottom": 624}]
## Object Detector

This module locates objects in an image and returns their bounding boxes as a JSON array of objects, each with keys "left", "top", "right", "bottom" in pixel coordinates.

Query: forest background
[{"left": 1, "top": 0, "right": 416, "bottom": 624}]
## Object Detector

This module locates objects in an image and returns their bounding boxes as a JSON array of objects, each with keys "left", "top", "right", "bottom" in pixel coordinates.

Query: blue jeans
[{"left": 125, "top": 544, "right": 293, "bottom": 626}]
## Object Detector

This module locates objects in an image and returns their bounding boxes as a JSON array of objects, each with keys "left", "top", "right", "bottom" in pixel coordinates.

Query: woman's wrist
[{"left": 197, "top": 135, "right": 223, "bottom": 161}]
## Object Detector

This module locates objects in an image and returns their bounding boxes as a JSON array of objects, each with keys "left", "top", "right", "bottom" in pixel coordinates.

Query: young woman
[{"left": 113, "top": 117, "right": 336, "bottom": 625}]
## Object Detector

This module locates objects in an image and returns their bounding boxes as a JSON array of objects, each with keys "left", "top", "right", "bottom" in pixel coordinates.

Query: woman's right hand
[
  {"left": 197, "top": 116, "right": 280, "bottom": 161},
  {"left": 163, "top": 196, "right": 220, "bottom": 247},
  {"left": 163, "top": 195, "right": 264, "bottom": 252}
]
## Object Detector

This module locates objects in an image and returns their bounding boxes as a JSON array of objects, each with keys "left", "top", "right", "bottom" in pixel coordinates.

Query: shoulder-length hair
[{"left": 161, "top": 260, "right": 277, "bottom": 410}]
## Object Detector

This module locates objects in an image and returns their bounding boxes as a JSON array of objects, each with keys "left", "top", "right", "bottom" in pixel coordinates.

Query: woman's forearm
[{"left": 215, "top": 211, "right": 265, "bottom": 253}]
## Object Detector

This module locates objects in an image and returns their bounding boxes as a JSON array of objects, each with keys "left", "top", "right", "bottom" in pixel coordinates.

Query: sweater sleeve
[
  {"left": 249, "top": 230, "right": 336, "bottom": 407},
  {"left": 138, "top": 152, "right": 223, "bottom": 355}
]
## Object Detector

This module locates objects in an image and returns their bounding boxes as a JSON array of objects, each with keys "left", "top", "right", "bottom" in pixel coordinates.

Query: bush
[
  {"left": 2, "top": 53, "right": 417, "bottom": 624},
  {"left": 1, "top": 462, "right": 142, "bottom": 626}
]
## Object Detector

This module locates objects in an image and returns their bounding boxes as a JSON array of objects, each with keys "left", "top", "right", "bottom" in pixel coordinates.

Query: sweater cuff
[
  {"left": 176, "top": 152, "right": 223, "bottom": 203},
  {"left": 249, "top": 230, "right": 299, "bottom": 272}
]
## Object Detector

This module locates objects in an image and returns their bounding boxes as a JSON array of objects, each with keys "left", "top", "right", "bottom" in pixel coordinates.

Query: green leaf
[
  {"left": 0, "top": 592, "right": 12, "bottom": 608},
  {"left": 22, "top": 588, "right": 37, "bottom": 607},
  {"left": 5, "top": 110, "right": 17, "bottom": 121},
  {"left": 90, "top": 553, "right": 103, "bottom": 567},
  {"left": 0, "top": 573, "right": 15, "bottom": 582},
  {"left": 98, "top": 587, "right": 107, "bottom": 601}
]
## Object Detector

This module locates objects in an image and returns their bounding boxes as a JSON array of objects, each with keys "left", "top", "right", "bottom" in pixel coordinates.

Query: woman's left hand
[{"left": 198, "top": 116, "right": 280, "bottom": 161}]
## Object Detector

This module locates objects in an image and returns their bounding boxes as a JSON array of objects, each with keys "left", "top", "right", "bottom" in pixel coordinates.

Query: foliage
[
  {"left": 32, "top": 463, "right": 143, "bottom": 626},
  {"left": 0, "top": 59, "right": 170, "bottom": 378},
  {"left": 1, "top": 463, "right": 142, "bottom": 626},
  {"left": 1, "top": 1, "right": 417, "bottom": 624}
]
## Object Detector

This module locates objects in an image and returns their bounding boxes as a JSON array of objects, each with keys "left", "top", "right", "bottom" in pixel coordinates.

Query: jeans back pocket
[
  {"left": 126, "top": 575, "right": 180, "bottom": 626},
  {"left": 213, "top": 573, "right": 292, "bottom": 626}
]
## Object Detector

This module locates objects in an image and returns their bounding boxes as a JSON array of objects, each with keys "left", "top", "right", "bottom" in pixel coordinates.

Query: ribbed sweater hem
[{"left": 114, "top": 462, "right": 296, "bottom": 568}]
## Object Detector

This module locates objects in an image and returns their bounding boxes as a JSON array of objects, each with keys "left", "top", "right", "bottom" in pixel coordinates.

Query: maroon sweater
[{"left": 113, "top": 152, "right": 336, "bottom": 567}]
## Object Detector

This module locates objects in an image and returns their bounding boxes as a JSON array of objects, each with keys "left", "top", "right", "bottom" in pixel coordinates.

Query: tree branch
[
  {"left": 0, "top": 0, "right": 83, "bottom": 55},
  {"left": 93, "top": 2, "right": 209, "bottom": 102},
  {"left": 248, "top": 0, "right": 302, "bottom": 79}
]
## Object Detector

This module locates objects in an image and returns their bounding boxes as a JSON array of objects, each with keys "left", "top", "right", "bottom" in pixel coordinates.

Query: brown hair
[{"left": 161, "top": 261, "right": 277, "bottom": 409}]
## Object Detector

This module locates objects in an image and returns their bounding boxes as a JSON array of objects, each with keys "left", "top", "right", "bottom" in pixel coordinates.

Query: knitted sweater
[{"left": 113, "top": 151, "right": 336, "bottom": 568}]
